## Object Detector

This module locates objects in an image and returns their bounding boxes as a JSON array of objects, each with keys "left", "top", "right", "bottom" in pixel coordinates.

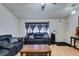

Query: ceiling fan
[{"left": 41, "top": 3, "right": 56, "bottom": 11}]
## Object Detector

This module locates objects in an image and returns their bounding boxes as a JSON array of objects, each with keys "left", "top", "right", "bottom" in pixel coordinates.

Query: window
[
  {"left": 33, "top": 25, "right": 39, "bottom": 33},
  {"left": 40, "top": 26, "right": 46, "bottom": 33},
  {"left": 25, "top": 22, "right": 49, "bottom": 34}
]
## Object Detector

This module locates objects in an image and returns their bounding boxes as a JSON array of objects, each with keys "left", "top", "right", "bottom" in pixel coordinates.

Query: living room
[{"left": 0, "top": 3, "right": 79, "bottom": 56}]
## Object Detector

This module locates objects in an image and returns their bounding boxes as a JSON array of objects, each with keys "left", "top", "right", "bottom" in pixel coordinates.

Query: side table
[{"left": 70, "top": 37, "right": 79, "bottom": 50}]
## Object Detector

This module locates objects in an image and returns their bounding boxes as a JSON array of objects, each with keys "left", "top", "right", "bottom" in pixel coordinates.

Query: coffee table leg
[
  {"left": 26, "top": 53, "right": 28, "bottom": 56},
  {"left": 20, "top": 52, "right": 23, "bottom": 56},
  {"left": 49, "top": 52, "right": 51, "bottom": 56}
]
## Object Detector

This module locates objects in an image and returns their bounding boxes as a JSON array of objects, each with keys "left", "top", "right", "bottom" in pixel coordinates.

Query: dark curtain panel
[{"left": 25, "top": 22, "right": 49, "bottom": 34}]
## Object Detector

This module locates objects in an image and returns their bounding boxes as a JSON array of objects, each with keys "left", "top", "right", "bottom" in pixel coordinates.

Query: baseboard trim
[
  {"left": 65, "top": 42, "right": 79, "bottom": 50},
  {"left": 64, "top": 42, "right": 72, "bottom": 47},
  {"left": 55, "top": 42, "right": 71, "bottom": 46}
]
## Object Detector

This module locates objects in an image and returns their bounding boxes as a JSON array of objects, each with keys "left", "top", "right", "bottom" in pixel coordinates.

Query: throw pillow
[
  {"left": 43, "top": 34, "right": 49, "bottom": 38},
  {"left": 29, "top": 35, "right": 34, "bottom": 39},
  {"left": 0, "top": 37, "right": 9, "bottom": 43}
]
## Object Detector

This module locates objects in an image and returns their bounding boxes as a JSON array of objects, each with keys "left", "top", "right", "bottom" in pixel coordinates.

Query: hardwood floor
[{"left": 16, "top": 44, "right": 79, "bottom": 56}]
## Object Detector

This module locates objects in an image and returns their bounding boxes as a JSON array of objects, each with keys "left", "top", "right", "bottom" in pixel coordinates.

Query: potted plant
[{"left": 76, "top": 26, "right": 79, "bottom": 38}]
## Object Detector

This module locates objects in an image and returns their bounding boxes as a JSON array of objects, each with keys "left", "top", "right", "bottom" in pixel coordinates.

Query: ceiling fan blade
[
  {"left": 41, "top": 3, "right": 56, "bottom": 11},
  {"left": 53, "top": 3, "right": 56, "bottom": 4}
]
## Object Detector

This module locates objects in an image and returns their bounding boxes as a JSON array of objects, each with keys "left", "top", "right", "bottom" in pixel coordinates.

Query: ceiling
[{"left": 2, "top": 3, "right": 79, "bottom": 19}]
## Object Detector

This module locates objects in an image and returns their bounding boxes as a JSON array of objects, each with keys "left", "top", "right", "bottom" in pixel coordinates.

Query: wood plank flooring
[{"left": 16, "top": 44, "right": 79, "bottom": 56}]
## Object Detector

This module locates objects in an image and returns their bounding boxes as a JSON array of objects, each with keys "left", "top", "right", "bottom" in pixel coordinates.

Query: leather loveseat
[
  {"left": 24, "top": 33, "right": 51, "bottom": 44},
  {"left": 0, "top": 34, "right": 23, "bottom": 56}
]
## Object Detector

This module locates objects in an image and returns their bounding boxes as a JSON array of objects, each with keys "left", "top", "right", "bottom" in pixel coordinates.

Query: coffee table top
[{"left": 20, "top": 45, "right": 51, "bottom": 53}]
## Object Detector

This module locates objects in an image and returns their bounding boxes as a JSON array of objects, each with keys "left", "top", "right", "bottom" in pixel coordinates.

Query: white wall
[
  {"left": 0, "top": 4, "right": 18, "bottom": 37},
  {"left": 18, "top": 19, "right": 66, "bottom": 42},
  {"left": 0, "top": 4, "right": 67, "bottom": 42},
  {"left": 1, "top": 3, "right": 78, "bottom": 43},
  {"left": 65, "top": 11, "right": 78, "bottom": 44}
]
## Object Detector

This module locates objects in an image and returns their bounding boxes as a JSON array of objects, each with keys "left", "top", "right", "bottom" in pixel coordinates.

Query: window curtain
[{"left": 25, "top": 22, "right": 49, "bottom": 34}]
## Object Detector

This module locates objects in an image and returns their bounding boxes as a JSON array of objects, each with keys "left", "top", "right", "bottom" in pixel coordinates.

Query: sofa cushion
[
  {"left": 0, "top": 41, "right": 9, "bottom": 47},
  {"left": 0, "top": 35, "right": 12, "bottom": 42},
  {"left": 0, "top": 49, "right": 10, "bottom": 56},
  {"left": 43, "top": 34, "right": 49, "bottom": 39},
  {"left": 34, "top": 33, "right": 42, "bottom": 39},
  {"left": 0, "top": 37, "right": 9, "bottom": 43},
  {"left": 3, "top": 44, "right": 17, "bottom": 56},
  {"left": 9, "top": 37, "right": 18, "bottom": 44},
  {"left": 12, "top": 42, "right": 23, "bottom": 53},
  {"left": 29, "top": 35, "right": 34, "bottom": 39}
]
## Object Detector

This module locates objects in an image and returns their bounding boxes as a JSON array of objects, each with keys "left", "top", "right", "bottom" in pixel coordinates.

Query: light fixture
[
  {"left": 71, "top": 10, "right": 76, "bottom": 15},
  {"left": 41, "top": 3, "right": 45, "bottom": 6},
  {"left": 41, "top": 3, "right": 45, "bottom": 11}
]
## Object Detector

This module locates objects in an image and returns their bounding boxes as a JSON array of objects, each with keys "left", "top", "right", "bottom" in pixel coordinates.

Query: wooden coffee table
[{"left": 20, "top": 45, "right": 51, "bottom": 56}]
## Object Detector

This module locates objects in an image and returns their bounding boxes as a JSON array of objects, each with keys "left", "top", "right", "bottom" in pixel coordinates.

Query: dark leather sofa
[
  {"left": 0, "top": 34, "right": 23, "bottom": 56},
  {"left": 25, "top": 33, "right": 51, "bottom": 44}
]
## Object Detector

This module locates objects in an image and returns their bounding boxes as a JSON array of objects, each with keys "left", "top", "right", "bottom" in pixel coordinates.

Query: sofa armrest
[
  {"left": 17, "top": 37, "right": 24, "bottom": 43},
  {"left": 1, "top": 44, "right": 13, "bottom": 50},
  {"left": 11, "top": 37, "right": 23, "bottom": 42}
]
